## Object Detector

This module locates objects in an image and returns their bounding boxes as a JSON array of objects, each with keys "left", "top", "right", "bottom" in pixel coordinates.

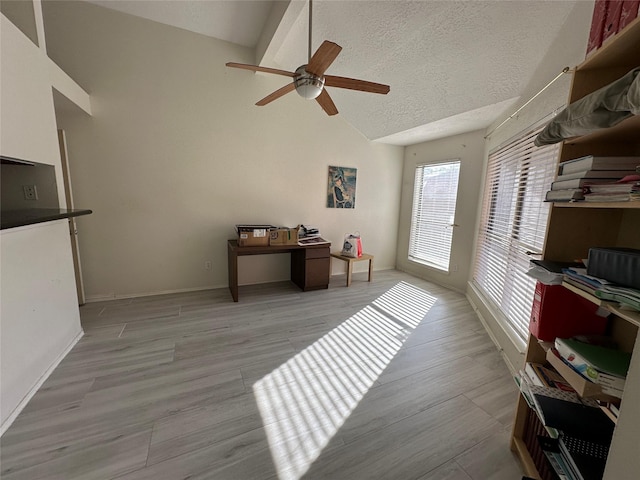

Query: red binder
[
  {"left": 602, "top": 0, "right": 624, "bottom": 43},
  {"left": 619, "top": 0, "right": 640, "bottom": 31},
  {"left": 587, "top": 0, "right": 609, "bottom": 56},
  {"left": 529, "top": 282, "right": 608, "bottom": 342}
]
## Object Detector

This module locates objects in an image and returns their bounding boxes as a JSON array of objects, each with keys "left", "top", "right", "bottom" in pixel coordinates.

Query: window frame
[{"left": 408, "top": 159, "right": 462, "bottom": 273}]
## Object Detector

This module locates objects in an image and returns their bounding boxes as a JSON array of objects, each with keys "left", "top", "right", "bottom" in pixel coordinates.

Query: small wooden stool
[{"left": 330, "top": 253, "right": 374, "bottom": 287}]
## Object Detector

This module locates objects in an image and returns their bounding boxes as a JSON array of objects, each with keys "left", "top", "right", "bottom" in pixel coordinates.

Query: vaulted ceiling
[{"left": 86, "top": 0, "right": 583, "bottom": 145}]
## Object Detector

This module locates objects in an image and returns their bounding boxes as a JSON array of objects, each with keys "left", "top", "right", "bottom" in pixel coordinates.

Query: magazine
[{"left": 297, "top": 236, "right": 330, "bottom": 246}]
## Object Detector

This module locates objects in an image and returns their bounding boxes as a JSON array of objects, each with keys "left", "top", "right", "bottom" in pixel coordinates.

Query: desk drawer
[
  {"left": 305, "top": 247, "right": 329, "bottom": 259},
  {"left": 305, "top": 257, "right": 330, "bottom": 288}
]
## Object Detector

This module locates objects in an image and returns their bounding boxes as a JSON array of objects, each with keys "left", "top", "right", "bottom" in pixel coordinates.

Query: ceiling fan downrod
[
  {"left": 308, "top": 0, "right": 313, "bottom": 63},
  {"left": 295, "top": 0, "right": 323, "bottom": 100}
]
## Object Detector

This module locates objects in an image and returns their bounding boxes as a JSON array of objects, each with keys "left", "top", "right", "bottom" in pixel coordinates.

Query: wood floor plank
[
  {"left": 417, "top": 460, "right": 474, "bottom": 480},
  {"left": 1, "top": 423, "right": 153, "bottom": 480},
  {"left": 300, "top": 395, "right": 503, "bottom": 479},
  {"left": 336, "top": 355, "right": 500, "bottom": 444},
  {"left": 454, "top": 430, "right": 524, "bottom": 480},
  {"left": 0, "top": 270, "right": 522, "bottom": 480}
]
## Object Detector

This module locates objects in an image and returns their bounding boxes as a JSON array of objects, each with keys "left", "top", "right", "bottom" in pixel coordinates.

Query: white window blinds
[
  {"left": 409, "top": 160, "right": 461, "bottom": 272},
  {"left": 473, "top": 126, "right": 560, "bottom": 342}
]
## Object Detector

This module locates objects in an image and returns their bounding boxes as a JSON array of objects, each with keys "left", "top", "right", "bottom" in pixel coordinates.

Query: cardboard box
[
  {"left": 269, "top": 226, "right": 299, "bottom": 245},
  {"left": 554, "top": 338, "right": 628, "bottom": 393},
  {"left": 236, "top": 225, "right": 272, "bottom": 247},
  {"left": 546, "top": 348, "right": 619, "bottom": 400}
]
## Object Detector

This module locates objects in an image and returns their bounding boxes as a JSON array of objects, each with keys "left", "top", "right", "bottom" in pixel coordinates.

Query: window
[
  {"left": 473, "top": 125, "right": 560, "bottom": 342},
  {"left": 408, "top": 160, "right": 461, "bottom": 272}
]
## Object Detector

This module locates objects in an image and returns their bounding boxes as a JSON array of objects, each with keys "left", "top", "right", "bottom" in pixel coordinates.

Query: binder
[
  {"left": 532, "top": 394, "right": 615, "bottom": 442},
  {"left": 558, "top": 433, "right": 609, "bottom": 480}
]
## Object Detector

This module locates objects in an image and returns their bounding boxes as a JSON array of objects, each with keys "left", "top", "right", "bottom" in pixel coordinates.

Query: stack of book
[
  {"left": 584, "top": 180, "right": 640, "bottom": 202},
  {"left": 562, "top": 266, "right": 609, "bottom": 296},
  {"left": 545, "top": 155, "right": 640, "bottom": 202},
  {"left": 562, "top": 266, "right": 640, "bottom": 312}
]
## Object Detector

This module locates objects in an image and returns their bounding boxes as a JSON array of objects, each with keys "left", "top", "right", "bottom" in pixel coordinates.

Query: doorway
[{"left": 58, "top": 130, "right": 86, "bottom": 305}]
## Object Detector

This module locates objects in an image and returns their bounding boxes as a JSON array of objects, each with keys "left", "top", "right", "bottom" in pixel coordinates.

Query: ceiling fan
[{"left": 225, "top": 0, "right": 390, "bottom": 116}]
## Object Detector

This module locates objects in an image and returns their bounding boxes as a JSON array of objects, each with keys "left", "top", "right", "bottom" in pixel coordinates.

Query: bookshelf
[{"left": 510, "top": 16, "right": 640, "bottom": 480}]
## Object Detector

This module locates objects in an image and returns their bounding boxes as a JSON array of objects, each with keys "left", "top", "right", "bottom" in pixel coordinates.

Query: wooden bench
[{"left": 330, "top": 253, "right": 374, "bottom": 287}]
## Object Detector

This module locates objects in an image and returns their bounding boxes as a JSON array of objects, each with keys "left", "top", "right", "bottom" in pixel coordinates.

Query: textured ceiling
[{"left": 84, "top": 0, "right": 581, "bottom": 145}]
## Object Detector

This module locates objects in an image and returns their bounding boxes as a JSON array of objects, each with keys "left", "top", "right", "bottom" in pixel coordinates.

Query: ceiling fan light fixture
[{"left": 294, "top": 65, "right": 324, "bottom": 99}]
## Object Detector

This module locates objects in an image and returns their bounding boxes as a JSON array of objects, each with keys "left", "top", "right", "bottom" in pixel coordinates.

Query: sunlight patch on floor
[{"left": 253, "top": 281, "right": 437, "bottom": 479}]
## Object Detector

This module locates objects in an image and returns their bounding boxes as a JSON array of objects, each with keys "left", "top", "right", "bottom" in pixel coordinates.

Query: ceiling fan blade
[
  {"left": 306, "top": 41, "right": 342, "bottom": 77},
  {"left": 324, "top": 75, "right": 390, "bottom": 94},
  {"left": 256, "top": 82, "right": 296, "bottom": 106},
  {"left": 315, "top": 89, "right": 338, "bottom": 116},
  {"left": 226, "top": 62, "right": 295, "bottom": 77}
]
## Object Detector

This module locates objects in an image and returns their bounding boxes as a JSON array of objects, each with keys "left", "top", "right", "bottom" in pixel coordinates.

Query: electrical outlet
[
  {"left": 204, "top": 261, "right": 212, "bottom": 270},
  {"left": 23, "top": 185, "right": 38, "bottom": 200}
]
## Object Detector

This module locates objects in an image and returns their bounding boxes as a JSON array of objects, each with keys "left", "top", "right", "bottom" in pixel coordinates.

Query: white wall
[
  {"left": 396, "top": 130, "right": 486, "bottom": 292},
  {"left": 43, "top": 1, "right": 403, "bottom": 300},
  {"left": 0, "top": 15, "right": 84, "bottom": 432}
]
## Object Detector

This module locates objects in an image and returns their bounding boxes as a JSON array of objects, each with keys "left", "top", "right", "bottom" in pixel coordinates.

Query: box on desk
[
  {"left": 269, "top": 226, "right": 299, "bottom": 245},
  {"left": 236, "top": 225, "right": 272, "bottom": 247}
]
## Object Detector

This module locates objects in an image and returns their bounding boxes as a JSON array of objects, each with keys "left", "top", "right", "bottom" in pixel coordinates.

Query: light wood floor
[{"left": 1, "top": 270, "right": 524, "bottom": 480}]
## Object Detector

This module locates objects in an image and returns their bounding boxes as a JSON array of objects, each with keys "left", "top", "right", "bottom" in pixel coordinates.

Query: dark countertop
[{"left": 1, "top": 208, "right": 92, "bottom": 230}]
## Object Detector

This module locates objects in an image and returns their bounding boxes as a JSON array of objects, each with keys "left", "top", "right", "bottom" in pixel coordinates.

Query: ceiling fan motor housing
[{"left": 294, "top": 65, "right": 325, "bottom": 99}]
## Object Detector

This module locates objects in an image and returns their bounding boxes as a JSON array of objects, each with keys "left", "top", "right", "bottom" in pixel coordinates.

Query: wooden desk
[
  {"left": 227, "top": 240, "right": 330, "bottom": 302},
  {"left": 330, "top": 253, "right": 374, "bottom": 287}
]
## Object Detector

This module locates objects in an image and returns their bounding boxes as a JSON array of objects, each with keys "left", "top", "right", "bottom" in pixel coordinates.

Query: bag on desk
[{"left": 342, "top": 232, "right": 362, "bottom": 258}]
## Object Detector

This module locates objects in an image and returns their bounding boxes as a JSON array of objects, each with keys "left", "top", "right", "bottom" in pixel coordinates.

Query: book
[
  {"left": 555, "top": 338, "right": 631, "bottom": 391},
  {"left": 584, "top": 193, "right": 632, "bottom": 202},
  {"left": 551, "top": 178, "right": 614, "bottom": 190},
  {"left": 524, "top": 363, "right": 545, "bottom": 387},
  {"left": 587, "top": 183, "right": 636, "bottom": 194},
  {"left": 555, "top": 169, "right": 638, "bottom": 182},
  {"left": 558, "top": 433, "right": 610, "bottom": 480},
  {"left": 595, "top": 284, "right": 640, "bottom": 311},
  {"left": 530, "top": 363, "right": 578, "bottom": 393},
  {"left": 297, "top": 236, "right": 330, "bottom": 246},
  {"left": 545, "top": 189, "right": 585, "bottom": 202},
  {"left": 537, "top": 436, "right": 572, "bottom": 480},
  {"left": 584, "top": 179, "right": 639, "bottom": 202},
  {"left": 558, "top": 156, "right": 640, "bottom": 176},
  {"left": 532, "top": 394, "right": 615, "bottom": 442}
]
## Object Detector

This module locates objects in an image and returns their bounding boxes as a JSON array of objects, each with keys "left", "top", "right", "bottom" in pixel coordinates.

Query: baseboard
[
  {"left": 466, "top": 287, "right": 519, "bottom": 376},
  {"left": 85, "top": 285, "right": 221, "bottom": 303},
  {"left": 0, "top": 329, "right": 84, "bottom": 436},
  {"left": 467, "top": 294, "right": 517, "bottom": 375}
]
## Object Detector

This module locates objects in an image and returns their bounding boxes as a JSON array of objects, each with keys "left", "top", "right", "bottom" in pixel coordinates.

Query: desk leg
[
  {"left": 346, "top": 259, "right": 353, "bottom": 287},
  {"left": 368, "top": 257, "right": 373, "bottom": 282},
  {"left": 228, "top": 244, "right": 239, "bottom": 302}
]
